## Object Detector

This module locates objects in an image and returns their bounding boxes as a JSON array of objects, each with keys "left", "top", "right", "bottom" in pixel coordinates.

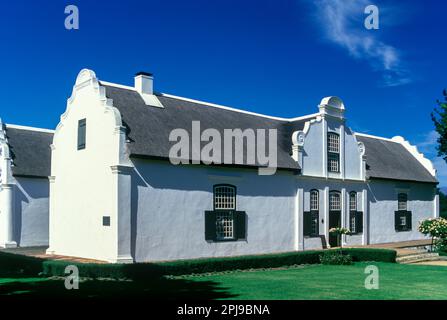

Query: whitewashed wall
[
  {"left": 297, "top": 178, "right": 366, "bottom": 250},
  {"left": 368, "top": 179, "right": 436, "bottom": 244},
  {"left": 47, "top": 70, "right": 128, "bottom": 262},
  {"left": 13, "top": 177, "right": 49, "bottom": 246},
  {"left": 131, "top": 159, "right": 297, "bottom": 262}
]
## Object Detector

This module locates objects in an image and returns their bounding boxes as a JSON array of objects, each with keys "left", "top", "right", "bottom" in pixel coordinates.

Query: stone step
[
  {"left": 396, "top": 248, "right": 428, "bottom": 257},
  {"left": 396, "top": 252, "right": 440, "bottom": 264}
]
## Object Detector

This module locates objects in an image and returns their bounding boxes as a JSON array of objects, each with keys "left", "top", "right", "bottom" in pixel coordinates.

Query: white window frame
[
  {"left": 327, "top": 132, "right": 340, "bottom": 173},
  {"left": 214, "top": 185, "right": 236, "bottom": 210},
  {"left": 328, "top": 132, "right": 340, "bottom": 153},
  {"left": 329, "top": 191, "right": 341, "bottom": 211},
  {"left": 216, "top": 211, "right": 235, "bottom": 240},
  {"left": 398, "top": 193, "right": 407, "bottom": 211},
  {"left": 213, "top": 184, "right": 236, "bottom": 240},
  {"left": 310, "top": 190, "right": 319, "bottom": 211}
]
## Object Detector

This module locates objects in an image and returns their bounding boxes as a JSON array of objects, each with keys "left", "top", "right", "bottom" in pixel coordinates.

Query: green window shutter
[
  {"left": 356, "top": 211, "right": 363, "bottom": 234},
  {"left": 394, "top": 211, "right": 401, "bottom": 231},
  {"left": 235, "top": 211, "right": 247, "bottom": 240},
  {"left": 205, "top": 210, "right": 216, "bottom": 241},
  {"left": 311, "top": 211, "right": 319, "bottom": 236},
  {"left": 406, "top": 211, "right": 412, "bottom": 230},
  {"left": 77, "top": 118, "right": 86, "bottom": 150},
  {"left": 303, "top": 211, "right": 311, "bottom": 236}
]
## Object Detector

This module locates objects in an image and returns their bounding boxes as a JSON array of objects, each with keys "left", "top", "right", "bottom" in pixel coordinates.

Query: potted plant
[
  {"left": 329, "top": 227, "right": 351, "bottom": 249},
  {"left": 321, "top": 227, "right": 353, "bottom": 265}
]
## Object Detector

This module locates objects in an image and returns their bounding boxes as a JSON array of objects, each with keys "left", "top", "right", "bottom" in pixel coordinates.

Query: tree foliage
[{"left": 431, "top": 90, "right": 447, "bottom": 161}]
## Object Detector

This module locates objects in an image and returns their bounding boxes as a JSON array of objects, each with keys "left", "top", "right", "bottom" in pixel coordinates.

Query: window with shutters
[
  {"left": 329, "top": 191, "right": 341, "bottom": 211},
  {"left": 77, "top": 118, "right": 86, "bottom": 150},
  {"left": 349, "top": 192, "right": 357, "bottom": 233},
  {"left": 205, "top": 185, "right": 246, "bottom": 242},
  {"left": 395, "top": 193, "right": 411, "bottom": 232},
  {"left": 214, "top": 185, "right": 236, "bottom": 240},
  {"left": 327, "top": 132, "right": 340, "bottom": 173},
  {"left": 398, "top": 193, "right": 407, "bottom": 211}
]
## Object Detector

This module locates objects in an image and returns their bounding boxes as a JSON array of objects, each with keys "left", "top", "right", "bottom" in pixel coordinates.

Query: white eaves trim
[
  {"left": 354, "top": 132, "right": 394, "bottom": 142},
  {"left": 355, "top": 132, "right": 437, "bottom": 178},
  {"left": 6, "top": 124, "right": 55, "bottom": 134},
  {"left": 391, "top": 136, "right": 436, "bottom": 177}
]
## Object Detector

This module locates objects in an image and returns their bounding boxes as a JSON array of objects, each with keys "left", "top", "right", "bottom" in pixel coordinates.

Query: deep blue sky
[{"left": 1, "top": 1, "right": 446, "bottom": 184}]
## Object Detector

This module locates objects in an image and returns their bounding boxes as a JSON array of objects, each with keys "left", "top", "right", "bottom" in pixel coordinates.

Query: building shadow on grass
[{"left": 0, "top": 275, "right": 237, "bottom": 300}]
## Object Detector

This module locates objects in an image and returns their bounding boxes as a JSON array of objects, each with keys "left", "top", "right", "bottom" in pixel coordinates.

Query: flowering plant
[
  {"left": 329, "top": 227, "right": 351, "bottom": 250},
  {"left": 329, "top": 227, "right": 351, "bottom": 236},
  {"left": 418, "top": 217, "right": 447, "bottom": 238},
  {"left": 418, "top": 217, "right": 447, "bottom": 251}
]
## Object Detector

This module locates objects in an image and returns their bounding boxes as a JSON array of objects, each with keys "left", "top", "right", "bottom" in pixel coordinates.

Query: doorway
[
  {"left": 329, "top": 211, "right": 341, "bottom": 247},
  {"left": 329, "top": 191, "right": 342, "bottom": 247}
]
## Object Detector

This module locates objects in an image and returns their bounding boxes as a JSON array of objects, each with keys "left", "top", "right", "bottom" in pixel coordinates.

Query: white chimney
[{"left": 134, "top": 71, "right": 153, "bottom": 95}]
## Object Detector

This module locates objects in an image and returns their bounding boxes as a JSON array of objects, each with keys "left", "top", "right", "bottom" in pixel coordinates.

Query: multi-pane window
[
  {"left": 309, "top": 190, "right": 319, "bottom": 236},
  {"left": 349, "top": 192, "right": 357, "bottom": 233},
  {"left": 310, "top": 190, "right": 319, "bottom": 211},
  {"left": 214, "top": 185, "right": 236, "bottom": 210},
  {"left": 216, "top": 211, "right": 234, "bottom": 240},
  {"left": 214, "top": 185, "right": 236, "bottom": 240},
  {"left": 398, "top": 193, "right": 407, "bottom": 211},
  {"left": 349, "top": 192, "right": 357, "bottom": 211},
  {"left": 328, "top": 133, "right": 340, "bottom": 153},
  {"left": 327, "top": 132, "right": 340, "bottom": 173},
  {"left": 329, "top": 191, "right": 341, "bottom": 211}
]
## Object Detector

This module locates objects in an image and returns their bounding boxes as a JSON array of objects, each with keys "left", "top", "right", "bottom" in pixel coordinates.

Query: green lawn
[
  {"left": 1, "top": 262, "right": 447, "bottom": 299},
  {"left": 182, "top": 262, "right": 447, "bottom": 300}
]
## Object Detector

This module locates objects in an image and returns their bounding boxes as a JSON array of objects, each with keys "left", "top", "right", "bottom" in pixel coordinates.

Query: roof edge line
[
  {"left": 391, "top": 136, "right": 437, "bottom": 177},
  {"left": 159, "top": 92, "right": 317, "bottom": 122},
  {"left": 354, "top": 132, "right": 394, "bottom": 142},
  {"left": 100, "top": 80, "right": 318, "bottom": 122},
  {"left": 6, "top": 124, "right": 55, "bottom": 134}
]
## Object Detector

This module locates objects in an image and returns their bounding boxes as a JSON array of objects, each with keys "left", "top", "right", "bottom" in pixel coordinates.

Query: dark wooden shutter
[
  {"left": 205, "top": 211, "right": 216, "bottom": 241},
  {"left": 356, "top": 211, "right": 363, "bottom": 233},
  {"left": 77, "top": 119, "right": 86, "bottom": 150},
  {"left": 406, "top": 211, "right": 412, "bottom": 230},
  {"left": 394, "top": 211, "right": 401, "bottom": 231},
  {"left": 235, "top": 211, "right": 246, "bottom": 240},
  {"left": 349, "top": 211, "right": 355, "bottom": 233},
  {"left": 303, "top": 211, "right": 311, "bottom": 236}
]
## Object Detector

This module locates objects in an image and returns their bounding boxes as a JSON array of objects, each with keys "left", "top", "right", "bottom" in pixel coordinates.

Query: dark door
[{"left": 329, "top": 211, "right": 341, "bottom": 247}]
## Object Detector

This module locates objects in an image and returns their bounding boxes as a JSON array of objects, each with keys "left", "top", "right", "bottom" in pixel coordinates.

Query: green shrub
[
  {"left": 342, "top": 248, "right": 396, "bottom": 263},
  {"left": 319, "top": 251, "right": 353, "bottom": 265},
  {"left": 39, "top": 248, "right": 396, "bottom": 278},
  {"left": 0, "top": 251, "right": 44, "bottom": 277}
]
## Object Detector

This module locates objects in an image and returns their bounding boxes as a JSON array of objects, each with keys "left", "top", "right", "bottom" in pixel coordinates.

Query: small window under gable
[
  {"left": 77, "top": 118, "right": 86, "bottom": 150},
  {"left": 327, "top": 132, "right": 340, "bottom": 173},
  {"left": 398, "top": 193, "right": 407, "bottom": 211}
]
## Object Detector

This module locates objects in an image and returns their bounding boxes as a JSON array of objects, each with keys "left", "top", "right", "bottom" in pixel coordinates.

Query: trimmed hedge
[
  {"left": 342, "top": 248, "right": 396, "bottom": 263},
  {"left": 0, "top": 251, "right": 45, "bottom": 277},
  {"left": 40, "top": 248, "right": 396, "bottom": 279}
]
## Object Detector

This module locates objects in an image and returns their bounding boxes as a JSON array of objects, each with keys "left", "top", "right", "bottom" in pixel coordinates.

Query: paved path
[{"left": 0, "top": 246, "right": 107, "bottom": 264}]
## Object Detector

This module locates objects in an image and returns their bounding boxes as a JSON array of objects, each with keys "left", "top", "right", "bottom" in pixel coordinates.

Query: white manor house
[{"left": 0, "top": 69, "right": 439, "bottom": 263}]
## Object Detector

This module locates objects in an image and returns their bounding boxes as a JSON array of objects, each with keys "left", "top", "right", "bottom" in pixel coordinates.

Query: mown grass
[
  {"left": 181, "top": 262, "right": 447, "bottom": 300},
  {"left": 1, "top": 262, "right": 447, "bottom": 299}
]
